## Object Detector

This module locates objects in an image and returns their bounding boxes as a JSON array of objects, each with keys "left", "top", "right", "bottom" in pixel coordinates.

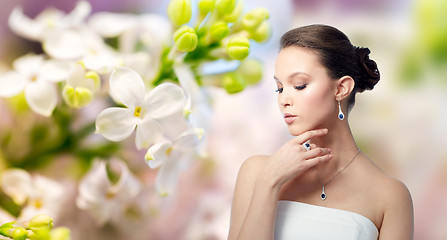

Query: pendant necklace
[{"left": 314, "top": 149, "right": 361, "bottom": 201}]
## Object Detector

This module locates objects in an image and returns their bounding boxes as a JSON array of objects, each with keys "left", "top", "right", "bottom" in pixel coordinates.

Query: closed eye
[
  {"left": 295, "top": 84, "right": 307, "bottom": 90},
  {"left": 275, "top": 88, "right": 283, "bottom": 93}
]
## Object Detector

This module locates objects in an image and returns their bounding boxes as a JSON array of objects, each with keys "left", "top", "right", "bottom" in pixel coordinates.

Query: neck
[{"left": 311, "top": 119, "right": 360, "bottom": 183}]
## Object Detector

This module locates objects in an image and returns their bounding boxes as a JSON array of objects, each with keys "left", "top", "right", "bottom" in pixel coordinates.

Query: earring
[{"left": 338, "top": 99, "right": 345, "bottom": 120}]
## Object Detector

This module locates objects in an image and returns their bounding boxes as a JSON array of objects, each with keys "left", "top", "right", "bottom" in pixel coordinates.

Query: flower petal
[
  {"left": 8, "top": 7, "right": 44, "bottom": 41},
  {"left": 135, "top": 118, "right": 164, "bottom": 150},
  {"left": 13, "top": 54, "right": 44, "bottom": 77},
  {"left": 173, "top": 128, "right": 203, "bottom": 150},
  {"left": 83, "top": 51, "right": 121, "bottom": 74},
  {"left": 39, "top": 59, "right": 73, "bottom": 82},
  {"left": 0, "top": 169, "right": 33, "bottom": 205},
  {"left": 95, "top": 107, "right": 137, "bottom": 141},
  {"left": 66, "top": 63, "right": 85, "bottom": 87},
  {"left": 145, "top": 142, "right": 171, "bottom": 169},
  {"left": 63, "top": 1, "right": 91, "bottom": 26},
  {"left": 77, "top": 161, "right": 111, "bottom": 205},
  {"left": 122, "top": 52, "right": 152, "bottom": 77},
  {"left": 155, "top": 156, "right": 181, "bottom": 197},
  {"left": 0, "top": 71, "right": 26, "bottom": 97},
  {"left": 43, "top": 29, "right": 86, "bottom": 59},
  {"left": 24, "top": 81, "right": 57, "bottom": 116},
  {"left": 139, "top": 14, "right": 172, "bottom": 54},
  {"left": 109, "top": 67, "right": 145, "bottom": 108},
  {"left": 108, "top": 158, "right": 141, "bottom": 201},
  {"left": 145, "top": 83, "right": 186, "bottom": 119},
  {"left": 76, "top": 160, "right": 113, "bottom": 225},
  {"left": 88, "top": 12, "right": 135, "bottom": 38}
]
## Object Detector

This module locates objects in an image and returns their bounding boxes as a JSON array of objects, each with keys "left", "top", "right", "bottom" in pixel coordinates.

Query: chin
[{"left": 287, "top": 125, "right": 307, "bottom": 136}]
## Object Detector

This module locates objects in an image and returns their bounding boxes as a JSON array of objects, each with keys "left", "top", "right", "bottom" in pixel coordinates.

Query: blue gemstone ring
[{"left": 302, "top": 141, "right": 311, "bottom": 151}]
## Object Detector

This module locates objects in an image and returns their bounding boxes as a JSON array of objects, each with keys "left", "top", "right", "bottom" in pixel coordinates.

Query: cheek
[{"left": 303, "top": 86, "right": 335, "bottom": 118}]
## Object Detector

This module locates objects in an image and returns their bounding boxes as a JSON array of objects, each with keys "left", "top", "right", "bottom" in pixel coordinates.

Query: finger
[
  {"left": 294, "top": 129, "right": 328, "bottom": 144},
  {"left": 303, "top": 147, "right": 331, "bottom": 159},
  {"left": 302, "top": 154, "right": 333, "bottom": 169}
]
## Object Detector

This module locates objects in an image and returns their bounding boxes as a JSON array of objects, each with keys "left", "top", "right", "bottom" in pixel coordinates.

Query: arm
[
  {"left": 378, "top": 179, "right": 414, "bottom": 240},
  {"left": 228, "top": 156, "right": 279, "bottom": 240},
  {"left": 228, "top": 129, "right": 332, "bottom": 240}
]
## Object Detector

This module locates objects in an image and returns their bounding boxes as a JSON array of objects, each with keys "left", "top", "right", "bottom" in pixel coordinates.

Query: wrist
[{"left": 254, "top": 173, "right": 282, "bottom": 200}]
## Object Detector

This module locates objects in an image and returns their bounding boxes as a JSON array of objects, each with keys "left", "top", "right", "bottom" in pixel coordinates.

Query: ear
[{"left": 334, "top": 76, "right": 355, "bottom": 100}]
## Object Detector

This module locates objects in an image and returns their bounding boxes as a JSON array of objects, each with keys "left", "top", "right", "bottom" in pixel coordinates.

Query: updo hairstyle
[{"left": 280, "top": 24, "right": 380, "bottom": 110}]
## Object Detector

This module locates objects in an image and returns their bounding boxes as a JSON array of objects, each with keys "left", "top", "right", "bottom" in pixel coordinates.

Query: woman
[{"left": 228, "top": 24, "right": 414, "bottom": 240}]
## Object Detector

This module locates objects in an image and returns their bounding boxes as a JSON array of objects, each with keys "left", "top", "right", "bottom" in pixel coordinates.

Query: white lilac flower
[
  {"left": 0, "top": 169, "right": 65, "bottom": 222},
  {"left": 76, "top": 159, "right": 141, "bottom": 226},
  {"left": 88, "top": 12, "right": 171, "bottom": 54},
  {"left": 145, "top": 128, "right": 204, "bottom": 196},
  {"left": 8, "top": 1, "right": 91, "bottom": 42},
  {"left": 88, "top": 12, "right": 172, "bottom": 79},
  {"left": 95, "top": 67, "right": 186, "bottom": 150},
  {"left": 62, "top": 62, "right": 100, "bottom": 108},
  {"left": 173, "top": 64, "right": 212, "bottom": 156},
  {"left": 0, "top": 54, "right": 72, "bottom": 116}
]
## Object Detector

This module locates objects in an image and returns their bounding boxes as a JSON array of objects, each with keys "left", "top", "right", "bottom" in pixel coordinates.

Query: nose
[{"left": 278, "top": 89, "right": 292, "bottom": 107}]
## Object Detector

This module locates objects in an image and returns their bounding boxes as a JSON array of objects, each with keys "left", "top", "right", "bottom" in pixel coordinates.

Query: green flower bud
[
  {"left": 29, "top": 230, "right": 50, "bottom": 240},
  {"left": 237, "top": 58, "right": 263, "bottom": 85},
  {"left": 50, "top": 227, "right": 71, "bottom": 240},
  {"left": 62, "top": 86, "right": 93, "bottom": 108},
  {"left": 226, "top": 36, "right": 250, "bottom": 60},
  {"left": 223, "top": 72, "right": 246, "bottom": 94},
  {"left": 198, "top": 0, "right": 215, "bottom": 14},
  {"left": 222, "top": 1, "right": 243, "bottom": 23},
  {"left": 0, "top": 222, "right": 15, "bottom": 237},
  {"left": 167, "top": 0, "right": 192, "bottom": 26},
  {"left": 215, "top": 0, "right": 236, "bottom": 16},
  {"left": 173, "top": 26, "right": 198, "bottom": 52},
  {"left": 29, "top": 214, "right": 53, "bottom": 233},
  {"left": 241, "top": 7, "right": 269, "bottom": 31},
  {"left": 209, "top": 21, "right": 229, "bottom": 41},
  {"left": 12, "top": 227, "right": 28, "bottom": 240},
  {"left": 249, "top": 21, "right": 271, "bottom": 43}
]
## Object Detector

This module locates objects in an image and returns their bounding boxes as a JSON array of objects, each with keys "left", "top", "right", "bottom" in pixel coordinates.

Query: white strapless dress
[{"left": 274, "top": 200, "right": 379, "bottom": 240}]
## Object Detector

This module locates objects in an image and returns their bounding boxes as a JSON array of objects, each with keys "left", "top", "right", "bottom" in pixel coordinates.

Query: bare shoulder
[
  {"left": 239, "top": 155, "right": 269, "bottom": 175},
  {"left": 367, "top": 165, "right": 413, "bottom": 208},
  {"left": 360, "top": 158, "right": 412, "bottom": 204},
  {"left": 235, "top": 155, "right": 269, "bottom": 188},
  {"left": 369, "top": 167, "right": 414, "bottom": 238}
]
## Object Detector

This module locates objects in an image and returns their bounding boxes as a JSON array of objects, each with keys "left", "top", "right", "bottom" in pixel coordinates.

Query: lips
[{"left": 283, "top": 113, "right": 297, "bottom": 124}]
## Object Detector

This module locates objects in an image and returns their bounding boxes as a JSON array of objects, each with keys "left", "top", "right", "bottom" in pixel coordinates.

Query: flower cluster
[
  {"left": 0, "top": 213, "right": 70, "bottom": 240},
  {"left": 0, "top": 0, "right": 270, "bottom": 232}
]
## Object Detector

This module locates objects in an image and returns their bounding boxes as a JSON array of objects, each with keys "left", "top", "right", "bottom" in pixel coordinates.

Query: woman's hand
[{"left": 259, "top": 128, "right": 332, "bottom": 190}]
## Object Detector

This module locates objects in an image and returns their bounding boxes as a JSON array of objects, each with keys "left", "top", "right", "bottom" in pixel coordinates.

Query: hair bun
[{"left": 355, "top": 47, "right": 380, "bottom": 92}]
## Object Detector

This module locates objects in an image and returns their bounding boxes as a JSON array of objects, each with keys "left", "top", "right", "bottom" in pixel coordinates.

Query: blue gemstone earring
[{"left": 338, "top": 99, "right": 345, "bottom": 120}]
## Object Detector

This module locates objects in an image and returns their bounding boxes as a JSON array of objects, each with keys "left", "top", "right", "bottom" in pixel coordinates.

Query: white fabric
[{"left": 274, "top": 200, "right": 378, "bottom": 240}]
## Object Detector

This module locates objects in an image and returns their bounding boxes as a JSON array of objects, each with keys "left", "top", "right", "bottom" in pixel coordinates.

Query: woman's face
[{"left": 274, "top": 46, "right": 337, "bottom": 136}]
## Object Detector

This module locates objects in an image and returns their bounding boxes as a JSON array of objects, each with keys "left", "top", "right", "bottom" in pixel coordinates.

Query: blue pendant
[{"left": 321, "top": 186, "right": 327, "bottom": 200}]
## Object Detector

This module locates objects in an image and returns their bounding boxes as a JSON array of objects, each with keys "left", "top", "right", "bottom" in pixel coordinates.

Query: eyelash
[{"left": 275, "top": 84, "right": 307, "bottom": 93}]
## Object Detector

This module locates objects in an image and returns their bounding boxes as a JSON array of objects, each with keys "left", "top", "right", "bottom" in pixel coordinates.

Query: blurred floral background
[{"left": 0, "top": 0, "right": 446, "bottom": 239}]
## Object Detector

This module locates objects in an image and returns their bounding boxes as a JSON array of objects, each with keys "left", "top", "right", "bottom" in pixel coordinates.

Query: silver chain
[{"left": 314, "top": 149, "right": 361, "bottom": 187}]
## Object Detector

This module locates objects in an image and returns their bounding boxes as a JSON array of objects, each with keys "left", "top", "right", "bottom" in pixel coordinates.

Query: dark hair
[{"left": 280, "top": 24, "right": 380, "bottom": 110}]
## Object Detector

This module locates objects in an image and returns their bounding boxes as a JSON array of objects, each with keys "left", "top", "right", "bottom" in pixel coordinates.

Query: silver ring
[{"left": 302, "top": 140, "right": 310, "bottom": 151}]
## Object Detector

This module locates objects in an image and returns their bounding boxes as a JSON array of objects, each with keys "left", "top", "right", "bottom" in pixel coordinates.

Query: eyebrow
[{"left": 273, "top": 71, "right": 311, "bottom": 81}]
